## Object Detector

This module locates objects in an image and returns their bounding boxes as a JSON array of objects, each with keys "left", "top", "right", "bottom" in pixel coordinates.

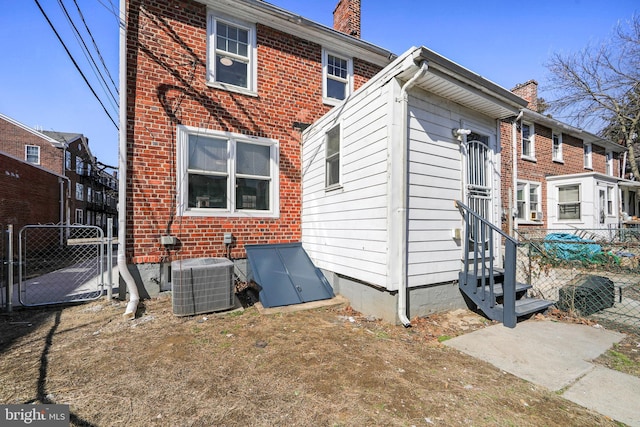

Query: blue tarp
[{"left": 543, "top": 233, "right": 602, "bottom": 261}]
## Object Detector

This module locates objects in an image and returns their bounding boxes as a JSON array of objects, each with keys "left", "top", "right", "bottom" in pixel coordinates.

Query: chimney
[
  {"left": 333, "top": 0, "right": 361, "bottom": 38},
  {"left": 511, "top": 80, "right": 539, "bottom": 112}
]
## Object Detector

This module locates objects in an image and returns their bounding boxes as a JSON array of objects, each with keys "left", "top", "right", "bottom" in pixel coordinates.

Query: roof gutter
[
  {"left": 396, "top": 58, "right": 429, "bottom": 327},
  {"left": 119, "top": 0, "right": 139, "bottom": 319}
]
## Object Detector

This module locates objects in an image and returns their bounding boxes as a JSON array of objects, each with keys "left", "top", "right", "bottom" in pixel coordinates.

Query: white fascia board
[
  {"left": 196, "top": 0, "right": 395, "bottom": 67},
  {"left": 0, "top": 112, "right": 65, "bottom": 148}
]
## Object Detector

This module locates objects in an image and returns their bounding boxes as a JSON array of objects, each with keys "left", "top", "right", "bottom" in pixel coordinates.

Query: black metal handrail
[{"left": 455, "top": 200, "right": 518, "bottom": 327}]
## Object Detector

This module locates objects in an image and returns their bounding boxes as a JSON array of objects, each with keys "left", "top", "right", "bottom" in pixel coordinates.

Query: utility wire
[
  {"left": 72, "top": 0, "right": 118, "bottom": 96},
  {"left": 34, "top": 0, "right": 118, "bottom": 130},
  {"left": 57, "top": 0, "right": 119, "bottom": 110}
]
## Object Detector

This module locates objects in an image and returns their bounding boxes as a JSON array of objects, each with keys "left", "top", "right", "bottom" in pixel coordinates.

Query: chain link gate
[
  {"left": 515, "top": 227, "right": 640, "bottom": 332},
  {"left": 17, "top": 225, "right": 108, "bottom": 307}
]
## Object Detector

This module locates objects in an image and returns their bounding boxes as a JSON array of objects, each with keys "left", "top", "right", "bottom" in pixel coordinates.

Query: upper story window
[
  {"left": 605, "top": 150, "right": 614, "bottom": 176},
  {"left": 177, "top": 126, "right": 279, "bottom": 217},
  {"left": 583, "top": 143, "right": 592, "bottom": 169},
  {"left": 75, "top": 209, "right": 83, "bottom": 225},
  {"left": 558, "top": 184, "right": 581, "bottom": 220},
  {"left": 552, "top": 132, "right": 563, "bottom": 162},
  {"left": 25, "top": 145, "right": 40, "bottom": 164},
  {"left": 516, "top": 181, "right": 542, "bottom": 222},
  {"left": 207, "top": 14, "right": 256, "bottom": 93},
  {"left": 325, "top": 124, "right": 341, "bottom": 188},
  {"left": 521, "top": 122, "right": 535, "bottom": 160},
  {"left": 76, "top": 183, "right": 84, "bottom": 201},
  {"left": 76, "top": 158, "right": 84, "bottom": 175},
  {"left": 65, "top": 151, "right": 72, "bottom": 170},
  {"left": 323, "top": 49, "right": 353, "bottom": 105}
]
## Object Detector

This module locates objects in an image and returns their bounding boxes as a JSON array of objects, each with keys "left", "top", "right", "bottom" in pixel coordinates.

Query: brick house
[
  {"left": 501, "top": 81, "right": 627, "bottom": 234},
  {"left": 123, "top": 0, "right": 393, "bottom": 292},
  {"left": 0, "top": 113, "right": 118, "bottom": 234}
]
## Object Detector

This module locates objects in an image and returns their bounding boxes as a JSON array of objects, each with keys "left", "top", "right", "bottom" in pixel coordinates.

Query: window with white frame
[
  {"left": 65, "top": 151, "right": 72, "bottom": 170},
  {"left": 583, "top": 143, "right": 592, "bottom": 169},
  {"left": 552, "top": 132, "right": 563, "bottom": 162},
  {"left": 177, "top": 126, "right": 279, "bottom": 217},
  {"left": 516, "top": 181, "right": 541, "bottom": 221},
  {"left": 607, "top": 186, "right": 614, "bottom": 215},
  {"left": 76, "top": 183, "right": 84, "bottom": 201},
  {"left": 75, "top": 209, "right": 83, "bottom": 224},
  {"left": 207, "top": 14, "right": 256, "bottom": 92},
  {"left": 605, "top": 151, "right": 614, "bottom": 175},
  {"left": 558, "top": 184, "right": 581, "bottom": 220},
  {"left": 25, "top": 145, "right": 40, "bottom": 164},
  {"left": 322, "top": 49, "right": 353, "bottom": 104},
  {"left": 521, "top": 122, "right": 534, "bottom": 159},
  {"left": 76, "top": 158, "right": 84, "bottom": 175},
  {"left": 325, "top": 124, "right": 341, "bottom": 188}
]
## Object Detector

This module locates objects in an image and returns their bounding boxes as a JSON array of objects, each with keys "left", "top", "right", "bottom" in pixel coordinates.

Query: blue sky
[{"left": 1, "top": 0, "right": 637, "bottom": 167}]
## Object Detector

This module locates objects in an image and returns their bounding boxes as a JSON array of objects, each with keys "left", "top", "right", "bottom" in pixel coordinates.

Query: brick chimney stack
[
  {"left": 333, "top": 0, "right": 361, "bottom": 38},
  {"left": 511, "top": 80, "right": 539, "bottom": 112}
]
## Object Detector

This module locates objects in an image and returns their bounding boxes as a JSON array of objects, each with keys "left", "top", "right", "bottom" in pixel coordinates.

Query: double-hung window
[
  {"left": 76, "top": 158, "right": 84, "bottom": 175},
  {"left": 325, "top": 125, "right": 341, "bottom": 188},
  {"left": 208, "top": 14, "right": 256, "bottom": 93},
  {"left": 521, "top": 122, "right": 534, "bottom": 159},
  {"left": 25, "top": 145, "right": 40, "bottom": 164},
  {"left": 65, "top": 151, "right": 72, "bottom": 170},
  {"left": 558, "top": 184, "right": 581, "bottom": 220},
  {"left": 605, "top": 151, "right": 614, "bottom": 175},
  {"left": 177, "top": 126, "right": 279, "bottom": 217},
  {"left": 322, "top": 49, "right": 353, "bottom": 105},
  {"left": 583, "top": 143, "right": 592, "bottom": 169},
  {"left": 76, "top": 183, "right": 84, "bottom": 201},
  {"left": 552, "top": 132, "right": 563, "bottom": 162},
  {"left": 516, "top": 181, "right": 541, "bottom": 222}
]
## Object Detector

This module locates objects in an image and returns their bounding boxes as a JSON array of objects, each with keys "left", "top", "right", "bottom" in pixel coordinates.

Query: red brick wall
[
  {"left": 0, "top": 153, "right": 64, "bottom": 261},
  {"left": 500, "top": 119, "right": 620, "bottom": 230},
  {"left": 333, "top": 0, "right": 361, "bottom": 38},
  {"left": 126, "top": 0, "right": 382, "bottom": 264},
  {"left": 0, "top": 117, "right": 63, "bottom": 175}
]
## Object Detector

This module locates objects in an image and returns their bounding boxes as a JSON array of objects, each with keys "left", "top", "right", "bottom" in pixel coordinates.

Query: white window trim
[
  {"left": 322, "top": 48, "right": 353, "bottom": 106},
  {"left": 516, "top": 180, "right": 542, "bottom": 223},
  {"left": 557, "top": 183, "right": 582, "bottom": 221},
  {"left": 25, "top": 145, "right": 40, "bottom": 164},
  {"left": 75, "top": 209, "right": 83, "bottom": 225},
  {"left": 325, "top": 123, "right": 342, "bottom": 190},
  {"left": 206, "top": 12, "right": 257, "bottom": 96},
  {"left": 76, "top": 183, "right": 84, "bottom": 201},
  {"left": 552, "top": 131, "right": 563, "bottom": 163},
  {"left": 176, "top": 125, "right": 279, "bottom": 218},
  {"left": 584, "top": 143, "right": 593, "bottom": 169},
  {"left": 520, "top": 121, "right": 535, "bottom": 161},
  {"left": 605, "top": 150, "right": 614, "bottom": 176}
]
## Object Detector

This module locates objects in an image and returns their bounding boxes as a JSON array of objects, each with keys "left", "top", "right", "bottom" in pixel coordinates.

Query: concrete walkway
[{"left": 445, "top": 320, "right": 640, "bottom": 426}]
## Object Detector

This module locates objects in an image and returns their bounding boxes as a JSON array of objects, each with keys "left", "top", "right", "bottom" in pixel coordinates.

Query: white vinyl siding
[{"left": 302, "top": 81, "right": 390, "bottom": 287}]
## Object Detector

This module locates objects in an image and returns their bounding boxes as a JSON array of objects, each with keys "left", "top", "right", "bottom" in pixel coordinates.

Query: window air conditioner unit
[
  {"left": 530, "top": 211, "right": 543, "bottom": 221},
  {"left": 171, "top": 258, "right": 235, "bottom": 316}
]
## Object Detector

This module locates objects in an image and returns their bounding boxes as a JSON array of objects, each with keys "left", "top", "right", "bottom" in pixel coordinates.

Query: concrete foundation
[{"left": 324, "top": 269, "right": 468, "bottom": 324}]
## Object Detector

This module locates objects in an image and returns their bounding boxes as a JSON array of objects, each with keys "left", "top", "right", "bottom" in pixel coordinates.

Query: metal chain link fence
[
  {"left": 515, "top": 227, "right": 640, "bottom": 332},
  {"left": 13, "top": 225, "right": 109, "bottom": 308}
]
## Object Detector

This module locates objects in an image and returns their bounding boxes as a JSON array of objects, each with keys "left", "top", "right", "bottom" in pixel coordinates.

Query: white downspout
[
  {"left": 397, "top": 60, "right": 429, "bottom": 327},
  {"left": 119, "top": 0, "right": 139, "bottom": 319},
  {"left": 511, "top": 111, "right": 523, "bottom": 236}
]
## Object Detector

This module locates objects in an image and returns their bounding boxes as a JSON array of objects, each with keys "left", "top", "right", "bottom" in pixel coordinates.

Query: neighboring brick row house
[
  {"left": 123, "top": 0, "right": 631, "bottom": 321},
  {"left": 501, "top": 81, "right": 628, "bottom": 235},
  {"left": 0, "top": 113, "right": 118, "bottom": 236}
]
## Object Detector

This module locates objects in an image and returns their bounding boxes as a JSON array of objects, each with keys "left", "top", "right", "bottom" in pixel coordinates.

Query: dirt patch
[{"left": 0, "top": 297, "right": 626, "bottom": 426}]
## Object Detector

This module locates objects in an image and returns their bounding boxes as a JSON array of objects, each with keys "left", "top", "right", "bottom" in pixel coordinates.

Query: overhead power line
[{"left": 34, "top": 0, "right": 118, "bottom": 130}]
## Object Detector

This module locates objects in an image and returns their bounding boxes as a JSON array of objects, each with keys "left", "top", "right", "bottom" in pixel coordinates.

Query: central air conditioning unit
[{"left": 171, "top": 258, "right": 235, "bottom": 316}]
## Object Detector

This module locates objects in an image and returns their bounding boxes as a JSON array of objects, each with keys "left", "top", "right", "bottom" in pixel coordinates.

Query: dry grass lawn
[{"left": 0, "top": 295, "right": 630, "bottom": 426}]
